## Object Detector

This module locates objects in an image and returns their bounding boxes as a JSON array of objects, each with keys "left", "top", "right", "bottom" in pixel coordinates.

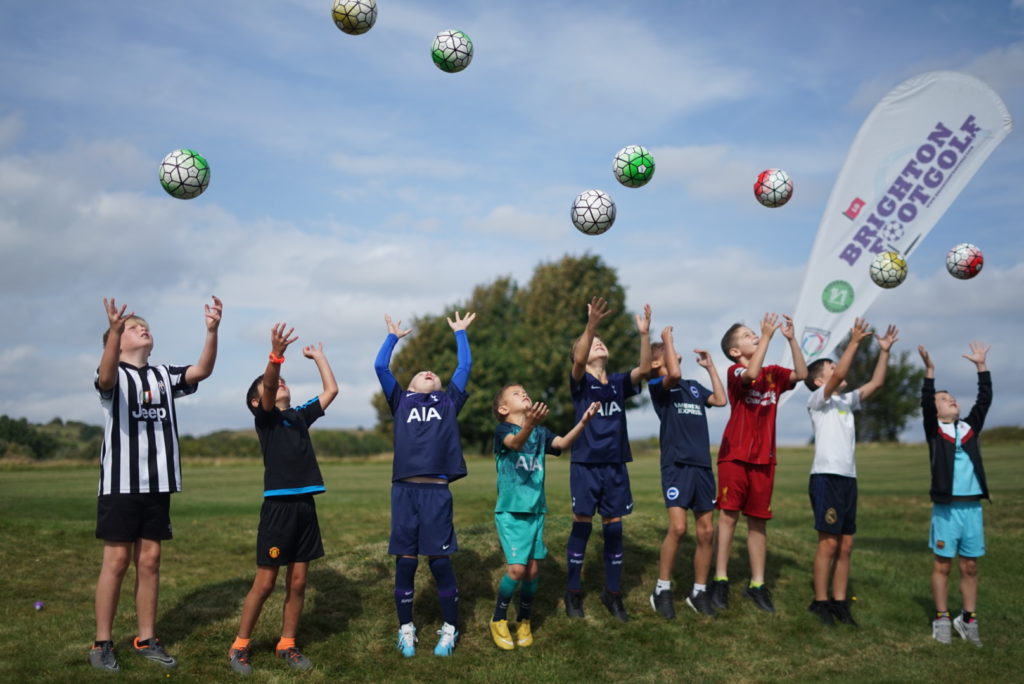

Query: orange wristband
[{"left": 268, "top": 352, "right": 285, "bottom": 365}]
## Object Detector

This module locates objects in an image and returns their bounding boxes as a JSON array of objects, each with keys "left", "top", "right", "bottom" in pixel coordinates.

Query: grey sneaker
[
  {"left": 228, "top": 646, "right": 253, "bottom": 675},
  {"left": 953, "top": 614, "right": 982, "bottom": 647},
  {"left": 932, "top": 616, "right": 952, "bottom": 644},
  {"left": 650, "top": 588, "right": 675, "bottom": 619},
  {"left": 89, "top": 642, "right": 120, "bottom": 672},
  {"left": 686, "top": 590, "right": 718, "bottom": 618},
  {"left": 277, "top": 646, "right": 313, "bottom": 670},
  {"left": 133, "top": 637, "right": 177, "bottom": 668}
]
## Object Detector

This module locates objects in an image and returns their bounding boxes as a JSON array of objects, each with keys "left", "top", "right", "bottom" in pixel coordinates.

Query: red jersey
[{"left": 718, "top": 363, "right": 793, "bottom": 465}]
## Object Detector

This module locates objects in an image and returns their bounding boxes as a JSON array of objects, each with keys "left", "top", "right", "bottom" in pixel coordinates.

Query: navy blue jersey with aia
[{"left": 569, "top": 371, "right": 639, "bottom": 464}]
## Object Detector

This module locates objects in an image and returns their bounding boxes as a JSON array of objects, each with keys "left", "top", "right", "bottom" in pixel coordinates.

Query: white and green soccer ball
[
  {"left": 432, "top": 29, "right": 473, "bottom": 73},
  {"left": 571, "top": 189, "right": 616, "bottom": 235},
  {"left": 332, "top": 0, "right": 377, "bottom": 35},
  {"left": 612, "top": 145, "right": 655, "bottom": 188},
  {"left": 158, "top": 149, "right": 210, "bottom": 200},
  {"left": 869, "top": 251, "right": 908, "bottom": 289}
]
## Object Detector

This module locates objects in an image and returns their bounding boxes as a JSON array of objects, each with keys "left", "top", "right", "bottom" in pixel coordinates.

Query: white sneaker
[
  {"left": 932, "top": 616, "right": 952, "bottom": 644},
  {"left": 396, "top": 623, "right": 417, "bottom": 657},
  {"left": 434, "top": 622, "right": 458, "bottom": 656},
  {"left": 953, "top": 614, "right": 982, "bottom": 647}
]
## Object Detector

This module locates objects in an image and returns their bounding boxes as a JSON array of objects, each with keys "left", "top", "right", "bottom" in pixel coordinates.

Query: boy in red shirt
[{"left": 709, "top": 313, "right": 807, "bottom": 613}]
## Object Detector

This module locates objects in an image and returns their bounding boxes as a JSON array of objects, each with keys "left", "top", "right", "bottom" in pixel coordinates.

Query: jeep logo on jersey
[
  {"left": 407, "top": 406, "right": 442, "bottom": 422},
  {"left": 596, "top": 401, "right": 622, "bottom": 417},
  {"left": 131, "top": 406, "right": 168, "bottom": 420}
]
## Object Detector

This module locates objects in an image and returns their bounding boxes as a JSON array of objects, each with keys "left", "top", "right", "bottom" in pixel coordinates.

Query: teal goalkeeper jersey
[{"left": 493, "top": 423, "right": 561, "bottom": 514}]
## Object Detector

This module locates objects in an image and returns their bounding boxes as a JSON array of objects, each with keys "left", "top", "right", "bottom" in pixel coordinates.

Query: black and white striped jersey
[{"left": 95, "top": 362, "right": 196, "bottom": 495}]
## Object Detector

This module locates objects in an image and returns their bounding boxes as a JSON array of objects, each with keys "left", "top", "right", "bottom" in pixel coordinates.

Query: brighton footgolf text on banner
[{"left": 781, "top": 70, "right": 1013, "bottom": 376}]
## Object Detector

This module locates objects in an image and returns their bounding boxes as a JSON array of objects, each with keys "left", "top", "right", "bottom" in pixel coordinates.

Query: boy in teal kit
[
  {"left": 488, "top": 385, "right": 598, "bottom": 649},
  {"left": 228, "top": 322, "right": 338, "bottom": 675},
  {"left": 919, "top": 342, "right": 992, "bottom": 648}
]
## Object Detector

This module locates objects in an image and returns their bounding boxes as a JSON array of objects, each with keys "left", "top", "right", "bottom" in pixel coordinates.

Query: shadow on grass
[{"left": 159, "top": 577, "right": 252, "bottom": 646}]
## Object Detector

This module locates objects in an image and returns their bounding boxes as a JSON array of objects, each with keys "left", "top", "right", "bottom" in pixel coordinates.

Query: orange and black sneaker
[
  {"left": 133, "top": 636, "right": 177, "bottom": 668},
  {"left": 229, "top": 645, "right": 253, "bottom": 675}
]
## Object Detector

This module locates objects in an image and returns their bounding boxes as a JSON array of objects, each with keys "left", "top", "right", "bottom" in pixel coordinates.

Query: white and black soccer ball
[
  {"left": 612, "top": 145, "right": 655, "bottom": 188},
  {"left": 158, "top": 149, "right": 210, "bottom": 200},
  {"left": 753, "top": 168, "right": 793, "bottom": 208},
  {"left": 945, "top": 243, "right": 984, "bottom": 280},
  {"left": 570, "top": 189, "right": 616, "bottom": 235},
  {"left": 869, "top": 251, "right": 908, "bottom": 289},
  {"left": 332, "top": 0, "right": 377, "bottom": 35},
  {"left": 432, "top": 29, "right": 473, "bottom": 73}
]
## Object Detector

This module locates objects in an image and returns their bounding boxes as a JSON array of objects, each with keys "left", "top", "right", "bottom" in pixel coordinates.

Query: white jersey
[
  {"left": 807, "top": 387, "right": 861, "bottom": 478},
  {"left": 95, "top": 362, "right": 195, "bottom": 495}
]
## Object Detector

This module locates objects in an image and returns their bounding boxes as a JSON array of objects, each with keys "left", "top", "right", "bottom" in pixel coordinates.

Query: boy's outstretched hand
[
  {"left": 385, "top": 314, "right": 412, "bottom": 339},
  {"left": 303, "top": 342, "right": 326, "bottom": 361},
  {"left": 635, "top": 304, "right": 652, "bottom": 335},
  {"left": 204, "top": 296, "right": 223, "bottom": 332},
  {"left": 271, "top": 323, "right": 298, "bottom": 357},
  {"left": 962, "top": 341, "right": 990, "bottom": 368},
  {"left": 779, "top": 314, "right": 796, "bottom": 340},
  {"left": 917, "top": 345, "right": 934, "bottom": 370},
  {"left": 876, "top": 325, "right": 899, "bottom": 352},
  {"left": 587, "top": 296, "right": 611, "bottom": 330},
  {"left": 447, "top": 311, "right": 476, "bottom": 332},
  {"left": 694, "top": 349, "right": 714, "bottom": 368},
  {"left": 580, "top": 401, "right": 600, "bottom": 424},
  {"left": 524, "top": 402, "right": 550, "bottom": 429},
  {"left": 760, "top": 312, "right": 780, "bottom": 339},
  {"left": 848, "top": 317, "right": 871, "bottom": 345},
  {"left": 103, "top": 297, "right": 133, "bottom": 335}
]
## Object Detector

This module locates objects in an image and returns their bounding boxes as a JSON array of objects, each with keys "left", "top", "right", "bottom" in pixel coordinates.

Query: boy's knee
[
  {"left": 507, "top": 565, "right": 526, "bottom": 581},
  {"left": 933, "top": 557, "right": 952, "bottom": 575},
  {"left": 960, "top": 557, "right": 978, "bottom": 577}
]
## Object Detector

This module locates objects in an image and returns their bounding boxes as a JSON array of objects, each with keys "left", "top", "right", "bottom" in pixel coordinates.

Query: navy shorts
[
  {"left": 662, "top": 464, "right": 716, "bottom": 512},
  {"left": 570, "top": 462, "right": 633, "bottom": 518},
  {"left": 95, "top": 493, "right": 172, "bottom": 542},
  {"left": 808, "top": 474, "right": 857, "bottom": 536},
  {"left": 389, "top": 482, "right": 457, "bottom": 556},
  {"left": 256, "top": 494, "right": 324, "bottom": 566}
]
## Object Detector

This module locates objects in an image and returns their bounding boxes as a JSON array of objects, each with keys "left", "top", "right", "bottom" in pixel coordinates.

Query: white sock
[
  {"left": 692, "top": 583, "right": 706, "bottom": 596},
  {"left": 655, "top": 579, "right": 671, "bottom": 594}
]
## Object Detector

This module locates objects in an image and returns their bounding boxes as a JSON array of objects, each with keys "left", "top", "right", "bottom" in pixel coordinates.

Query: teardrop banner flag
[{"left": 781, "top": 71, "right": 1012, "bottom": 377}]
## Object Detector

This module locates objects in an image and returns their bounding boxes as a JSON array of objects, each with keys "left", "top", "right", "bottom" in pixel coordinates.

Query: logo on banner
[
  {"left": 801, "top": 327, "right": 832, "bottom": 360},
  {"left": 843, "top": 197, "right": 866, "bottom": 220},
  {"left": 821, "top": 280, "right": 855, "bottom": 313},
  {"left": 880, "top": 220, "right": 905, "bottom": 245}
]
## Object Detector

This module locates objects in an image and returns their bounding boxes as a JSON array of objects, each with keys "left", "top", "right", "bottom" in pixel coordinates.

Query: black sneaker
[
  {"left": 564, "top": 590, "right": 585, "bottom": 618},
  {"left": 829, "top": 599, "right": 857, "bottom": 626},
  {"left": 807, "top": 600, "right": 836, "bottom": 626},
  {"left": 600, "top": 588, "right": 630, "bottom": 622},
  {"left": 709, "top": 579, "right": 729, "bottom": 611},
  {"left": 743, "top": 585, "right": 775, "bottom": 613},
  {"left": 650, "top": 588, "right": 675, "bottom": 619},
  {"left": 686, "top": 590, "right": 717, "bottom": 618}
]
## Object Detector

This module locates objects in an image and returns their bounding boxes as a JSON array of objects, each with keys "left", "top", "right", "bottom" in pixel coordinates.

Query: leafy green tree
[
  {"left": 372, "top": 254, "right": 644, "bottom": 453},
  {"left": 837, "top": 336, "right": 925, "bottom": 442}
]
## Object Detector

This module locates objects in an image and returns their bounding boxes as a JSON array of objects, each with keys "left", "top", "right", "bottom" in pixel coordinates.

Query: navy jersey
[
  {"left": 254, "top": 397, "right": 326, "bottom": 497},
  {"left": 569, "top": 371, "right": 640, "bottom": 464},
  {"left": 648, "top": 377, "right": 714, "bottom": 468},
  {"left": 375, "top": 330, "right": 472, "bottom": 482}
]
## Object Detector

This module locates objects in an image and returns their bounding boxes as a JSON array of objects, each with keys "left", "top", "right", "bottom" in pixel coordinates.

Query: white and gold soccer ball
[
  {"left": 332, "top": 0, "right": 377, "bottom": 35},
  {"left": 869, "top": 251, "right": 908, "bottom": 289}
]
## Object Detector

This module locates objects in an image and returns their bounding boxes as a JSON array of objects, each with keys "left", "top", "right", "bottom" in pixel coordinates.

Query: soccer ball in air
[
  {"left": 571, "top": 189, "right": 616, "bottom": 235},
  {"left": 432, "top": 30, "right": 473, "bottom": 73},
  {"left": 753, "top": 168, "right": 793, "bottom": 208},
  {"left": 332, "top": 0, "right": 377, "bottom": 35},
  {"left": 869, "top": 251, "right": 908, "bottom": 289},
  {"left": 612, "top": 145, "right": 655, "bottom": 188},
  {"left": 158, "top": 149, "right": 210, "bottom": 200},
  {"left": 946, "top": 243, "right": 984, "bottom": 280}
]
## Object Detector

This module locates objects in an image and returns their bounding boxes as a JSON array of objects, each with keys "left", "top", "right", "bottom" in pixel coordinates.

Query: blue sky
[{"left": 1, "top": 0, "right": 1021, "bottom": 445}]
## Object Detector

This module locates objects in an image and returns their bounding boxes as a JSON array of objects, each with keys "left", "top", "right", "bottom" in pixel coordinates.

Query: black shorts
[
  {"left": 256, "top": 495, "right": 324, "bottom": 566},
  {"left": 95, "top": 493, "right": 173, "bottom": 542},
  {"left": 809, "top": 474, "right": 858, "bottom": 535}
]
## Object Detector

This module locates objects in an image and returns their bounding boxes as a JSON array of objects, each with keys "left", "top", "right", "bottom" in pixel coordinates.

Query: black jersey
[
  {"left": 95, "top": 362, "right": 196, "bottom": 495},
  {"left": 253, "top": 397, "right": 326, "bottom": 497}
]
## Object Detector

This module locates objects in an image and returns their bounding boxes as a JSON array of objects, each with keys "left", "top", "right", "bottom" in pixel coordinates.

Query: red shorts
[{"left": 716, "top": 461, "right": 775, "bottom": 519}]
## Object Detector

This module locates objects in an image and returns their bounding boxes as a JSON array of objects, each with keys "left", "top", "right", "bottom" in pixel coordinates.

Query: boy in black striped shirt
[{"left": 89, "top": 296, "right": 222, "bottom": 672}]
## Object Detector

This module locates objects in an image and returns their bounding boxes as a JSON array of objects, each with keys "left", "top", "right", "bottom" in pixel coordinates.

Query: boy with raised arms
[
  {"left": 564, "top": 296, "right": 651, "bottom": 622},
  {"left": 375, "top": 311, "right": 475, "bottom": 657}
]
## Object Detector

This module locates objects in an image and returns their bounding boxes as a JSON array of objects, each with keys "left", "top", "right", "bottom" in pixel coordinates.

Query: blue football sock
[
  {"left": 394, "top": 556, "right": 418, "bottom": 625},
  {"left": 493, "top": 574, "right": 520, "bottom": 621},
  {"left": 603, "top": 521, "right": 624, "bottom": 593},
  {"left": 518, "top": 578, "right": 539, "bottom": 621},
  {"left": 566, "top": 521, "right": 592, "bottom": 591},
  {"left": 429, "top": 556, "right": 459, "bottom": 626}
]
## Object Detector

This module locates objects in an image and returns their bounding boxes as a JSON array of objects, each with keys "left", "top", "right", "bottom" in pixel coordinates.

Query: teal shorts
[
  {"left": 495, "top": 511, "right": 547, "bottom": 565},
  {"left": 930, "top": 501, "right": 985, "bottom": 558}
]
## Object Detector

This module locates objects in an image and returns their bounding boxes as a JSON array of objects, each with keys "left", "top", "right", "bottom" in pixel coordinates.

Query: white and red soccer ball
[
  {"left": 945, "top": 243, "right": 984, "bottom": 280},
  {"left": 753, "top": 168, "right": 793, "bottom": 208}
]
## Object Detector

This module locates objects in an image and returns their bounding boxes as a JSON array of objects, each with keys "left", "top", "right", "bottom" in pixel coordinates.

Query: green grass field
[{"left": 2, "top": 444, "right": 1021, "bottom": 682}]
